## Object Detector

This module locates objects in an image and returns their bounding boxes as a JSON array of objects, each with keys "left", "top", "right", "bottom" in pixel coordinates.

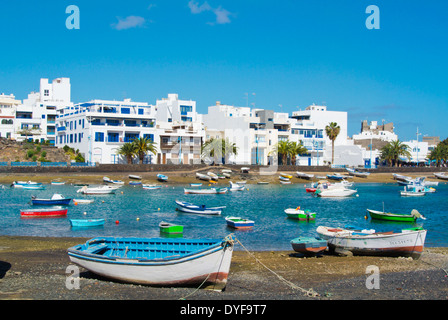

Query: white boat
[
  {"left": 73, "top": 199, "right": 95, "bottom": 204},
  {"left": 280, "top": 180, "right": 292, "bottom": 185},
  {"left": 207, "top": 172, "right": 219, "bottom": 180},
  {"left": 296, "top": 172, "right": 314, "bottom": 180},
  {"left": 129, "top": 175, "right": 142, "bottom": 180},
  {"left": 184, "top": 188, "right": 228, "bottom": 195},
  {"left": 235, "top": 180, "right": 247, "bottom": 185},
  {"left": 11, "top": 181, "right": 42, "bottom": 188},
  {"left": 103, "top": 177, "right": 124, "bottom": 185},
  {"left": 240, "top": 167, "right": 250, "bottom": 173},
  {"left": 433, "top": 172, "right": 448, "bottom": 180},
  {"left": 316, "top": 226, "right": 427, "bottom": 259},
  {"left": 196, "top": 172, "right": 211, "bottom": 181},
  {"left": 346, "top": 168, "right": 370, "bottom": 177},
  {"left": 23, "top": 184, "right": 46, "bottom": 190},
  {"left": 392, "top": 173, "right": 413, "bottom": 182},
  {"left": 315, "top": 188, "right": 357, "bottom": 197},
  {"left": 67, "top": 236, "right": 234, "bottom": 290},
  {"left": 400, "top": 186, "right": 426, "bottom": 197},
  {"left": 77, "top": 185, "right": 118, "bottom": 195},
  {"left": 51, "top": 181, "right": 66, "bottom": 185},
  {"left": 228, "top": 181, "right": 245, "bottom": 191},
  {"left": 142, "top": 184, "right": 162, "bottom": 190}
]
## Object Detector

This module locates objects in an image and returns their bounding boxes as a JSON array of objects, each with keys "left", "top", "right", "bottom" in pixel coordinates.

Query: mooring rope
[{"left": 234, "top": 236, "right": 320, "bottom": 298}]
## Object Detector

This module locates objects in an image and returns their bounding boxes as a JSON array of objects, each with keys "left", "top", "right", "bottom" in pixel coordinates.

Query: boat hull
[
  {"left": 31, "top": 199, "right": 72, "bottom": 206},
  {"left": 285, "top": 209, "right": 316, "bottom": 221},
  {"left": 21, "top": 208, "right": 68, "bottom": 218},
  {"left": 70, "top": 219, "right": 105, "bottom": 228},
  {"left": 159, "top": 222, "right": 184, "bottom": 234},
  {"left": 67, "top": 237, "right": 234, "bottom": 290},
  {"left": 367, "top": 209, "right": 416, "bottom": 222},
  {"left": 290, "top": 237, "right": 327, "bottom": 254},
  {"left": 225, "top": 217, "right": 254, "bottom": 229},
  {"left": 316, "top": 226, "right": 427, "bottom": 259}
]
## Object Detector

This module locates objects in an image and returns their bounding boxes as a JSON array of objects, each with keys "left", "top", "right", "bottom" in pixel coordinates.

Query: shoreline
[
  {"left": 0, "top": 235, "right": 447, "bottom": 300},
  {"left": 0, "top": 171, "right": 446, "bottom": 186}
]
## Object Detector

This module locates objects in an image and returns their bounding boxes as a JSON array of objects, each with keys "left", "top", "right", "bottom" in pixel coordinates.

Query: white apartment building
[
  {"left": 14, "top": 78, "right": 73, "bottom": 145},
  {"left": 56, "top": 94, "right": 204, "bottom": 165},
  {"left": 0, "top": 94, "right": 21, "bottom": 139}
]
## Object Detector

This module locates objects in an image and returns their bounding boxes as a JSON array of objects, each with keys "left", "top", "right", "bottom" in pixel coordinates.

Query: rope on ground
[{"left": 234, "top": 236, "right": 320, "bottom": 298}]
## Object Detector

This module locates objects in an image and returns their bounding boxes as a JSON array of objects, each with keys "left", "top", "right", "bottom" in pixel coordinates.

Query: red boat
[
  {"left": 305, "top": 188, "right": 316, "bottom": 193},
  {"left": 20, "top": 208, "right": 68, "bottom": 218}
]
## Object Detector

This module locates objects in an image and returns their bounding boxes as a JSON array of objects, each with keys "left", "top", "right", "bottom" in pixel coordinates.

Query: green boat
[
  {"left": 366, "top": 209, "right": 425, "bottom": 222},
  {"left": 159, "top": 222, "right": 184, "bottom": 234},
  {"left": 284, "top": 208, "right": 316, "bottom": 221}
]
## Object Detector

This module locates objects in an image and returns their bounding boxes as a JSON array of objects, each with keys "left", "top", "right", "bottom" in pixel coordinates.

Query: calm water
[{"left": 1, "top": 182, "right": 447, "bottom": 250}]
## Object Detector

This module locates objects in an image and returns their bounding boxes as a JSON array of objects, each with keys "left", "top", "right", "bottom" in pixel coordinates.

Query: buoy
[
  {"left": 74, "top": 202, "right": 78, "bottom": 206},
  {"left": 83, "top": 212, "right": 87, "bottom": 215},
  {"left": 121, "top": 191, "right": 123, "bottom": 194},
  {"left": 102, "top": 200, "right": 105, "bottom": 203},
  {"left": 115, "top": 220, "right": 119, "bottom": 224},
  {"left": 136, "top": 217, "right": 140, "bottom": 221},
  {"left": 158, "top": 208, "right": 160, "bottom": 211}
]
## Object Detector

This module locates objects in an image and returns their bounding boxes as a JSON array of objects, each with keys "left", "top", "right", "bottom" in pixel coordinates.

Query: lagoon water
[{"left": 1, "top": 182, "right": 447, "bottom": 251}]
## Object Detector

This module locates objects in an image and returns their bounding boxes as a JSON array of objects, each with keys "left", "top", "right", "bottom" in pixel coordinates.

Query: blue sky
[{"left": 1, "top": 0, "right": 447, "bottom": 141}]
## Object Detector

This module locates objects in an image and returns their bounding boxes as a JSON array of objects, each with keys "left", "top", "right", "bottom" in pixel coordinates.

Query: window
[
  {"left": 44, "top": 89, "right": 49, "bottom": 97},
  {"left": 138, "top": 109, "right": 144, "bottom": 115},
  {"left": 180, "top": 105, "right": 192, "bottom": 115},
  {"left": 42, "top": 115, "right": 46, "bottom": 119},
  {"left": 121, "top": 108, "right": 130, "bottom": 114},
  {"left": 95, "top": 132, "right": 104, "bottom": 142},
  {"left": 108, "top": 132, "right": 119, "bottom": 143}
]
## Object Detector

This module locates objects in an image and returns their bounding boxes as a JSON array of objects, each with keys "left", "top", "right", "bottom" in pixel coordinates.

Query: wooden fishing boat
[
  {"left": 285, "top": 208, "right": 316, "bottom": 221},
  {"left": 103, "top": 177, "right": 124, "bottom": 185},
  {"left": 22, "top": 184, "right": 46, "bottom": 190},
  {"left": 316, "top": 226, "right": 427, "bottom": 259},
  {"left": 240, "top": 167, "right": 250, "bottom": 173},
  {"left": 190, "top": 183, "right": 203, "bottom": 187},
  {"left": 157, "top": 174, "right": 168, "bottom": 182},
  {"left": 207, "top": 172, "right": 219, "bottom": 180},
  {"left": 296, "top": 172, "right": 314, "bottom": 180},
  {"left": 129, "top": 175, "right": 142, "bottom": 180},
  {"left": 184, "top": 188, "right": 228, "bottom": 195},
  {"left": 129, "top": 181, "right": 142, "bottom": 186},
  {"left": 315, "top": 187, "right": 357, "bottom": 197},
  {"left": 346, "top": 168, "right": 370, "bottom": 177},
  {"left": 392, "top": 173, "right": 413, "bottom": 182},
  {"left": 67, "top": 236, "right": 235, "bottom": 290},
  {"left": 290, "top": 237, "right": 327, "bottom": 255},
  {"left": 257, "top": 181, "right": 269, "bottom": 184},
  {"left": 196, "top": 172, "right": 211, "bottom": 181},
  {"left": 142, "top": 184, "right": 162, "bottom": 190},
  {"left": 228, "top": 181, "right": 245, "bottom": 191},
  {"left": 367, "top": 209, "right": 425, "bottom": 222},
  {"left": 159, "top": 222, "right": 184, "bottom": 234},
  {"left": 31, "top": 194, "right": 72, "bottom": 206},
  {"left": 73, "top": 199, "right": 94, "bottom": 204},
  {"left": 225, "top": 217, "right": 254, "bottom": 229},
  {"left": 279, "top": 176, "right": 290, "bottom": 181},
  {"left": 51, "top": 181, "right": 66, "bottom": 185},
  {"left": 326, "top": 174, "right": 345, "bottom": 181},
  {"left": 236, "top": 180, "right": 247, "bottom": 185},
  {"left": 21, "top": 207, "right": 68, "bottom": 218},
  {"left": 280, "top": 173, "right": 293, "bottom": 179},
  {"left": 400, "top": 186, "right": 426, "bottom": 197},
  {"left": 11, "top": 181, "right": 42, "bottom": 188},
  {"left": 175, "top": 200, "right": 225, "bottom": 215},
  {"left": 70, "top": 219, "right": 105, "bottom": 228},
  {"left": 433, "top": 172, "right": 448, "bottom": 180},
  {"left": 77, "top": 185, "right": 118, "bottom": 195},
  {"left": 280, "top": 180, "right": 291, "bottom": 185}
]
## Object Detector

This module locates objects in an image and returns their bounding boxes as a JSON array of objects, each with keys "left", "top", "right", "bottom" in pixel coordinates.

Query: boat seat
[{"left": 83, "top": 243, "right": 108, "bottom": 254}]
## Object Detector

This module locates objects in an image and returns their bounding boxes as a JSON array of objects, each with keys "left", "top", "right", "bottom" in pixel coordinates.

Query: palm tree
[
  {"left": 201, "top": 138, "right": 238, "bottom": 164},
  {"left": 276, "top": 140, "right": 292, "bottom": 165},
  {"left": 132, "top": 137, "right": 157, "bottom": 164},
  {"left": 325, "top": 122, "right": 340, "bottom": 165},
  {"left": 289, "top": 141, "right": 308, "bottom": 165},
  {"left": 380, "top": 140, "right": 411, "bottom": 167},
  {"left": 429, "top": 144, "right": 448, "bottom": 167},
  {"left": 117, "top": 142, "right": 137, "bottom": 164}
]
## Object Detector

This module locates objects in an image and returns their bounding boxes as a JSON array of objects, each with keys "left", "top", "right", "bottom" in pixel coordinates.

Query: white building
[
  {"left": 14, "top": 78, "right": 73, "bottom": 145},
  {"left": 56, "top": 98, "right": 157, "bottom": 164},
  {"left": 0, "top": 93, "right": 21, "bottom": 139},
  {"left": 56, "top": 94, "right": 204, "bottom": 165}
]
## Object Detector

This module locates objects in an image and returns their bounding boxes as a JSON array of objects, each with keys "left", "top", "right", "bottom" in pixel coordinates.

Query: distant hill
[{"left": 0, "top": 138, "right": 70, "bottom": 163}]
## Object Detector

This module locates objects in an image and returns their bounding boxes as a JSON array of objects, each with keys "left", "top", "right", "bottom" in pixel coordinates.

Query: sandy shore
[
  {"left": 0, "top": 236, "right": 447, "bottom": 302},
  {"left": 0, "top": 170, "right": 446, "bottom": 186}
]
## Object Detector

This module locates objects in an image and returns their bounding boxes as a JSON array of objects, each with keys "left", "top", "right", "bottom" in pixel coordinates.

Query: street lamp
[{"left": 416, "top": 127, "right": 421, "bottom": 167}]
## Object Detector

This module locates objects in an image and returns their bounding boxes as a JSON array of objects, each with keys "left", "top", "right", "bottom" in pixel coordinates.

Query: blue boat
[
  {"left": 326, "top": 174, "right": 345, "bottom": 181},
  {"left": 70, "top": 219, "right": 105, "bottom": 228},
  {"left": 129, "top": 181, "right": 142, "bottom": 186},
  {"left": 31, "top": 194, "right": 72, "bottom": 206},
  {"left": 157, "top": 174, "right": 168, "bottom": 182},
  {"left": 67, "top": 236, "right": 234, "bottom": 290}
]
